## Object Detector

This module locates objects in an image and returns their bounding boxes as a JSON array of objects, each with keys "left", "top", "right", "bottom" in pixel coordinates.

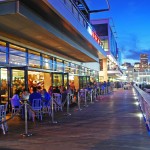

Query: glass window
[
  {"left": 0, "top": 68, "right": 8, "bottom": 103},
  {"left": 42, "top": 54, "right": 51, "bottom": 70},
  {"left": 101, "top": 39, "right": 109, "bottom": 51},
  {"left": 64, "top": 61, "right": 70, "bottom": 73},
  {"left": 9, "top": 44, "right": 26, "bottom": 66},
  {"left": 28, "top": 50, "right": 40, "bottom": 68},
  {"left": 0, "top": 41, "right": 6, "bottom": 63},
  {"left": 70, "top": 63, "right": 76, "bottom": 74},
  {"left": 56, "top": 59, "right": 63, "bottom": 72},
  {"left": 75, "top": 65, "right": 79, "bottom": 75}
]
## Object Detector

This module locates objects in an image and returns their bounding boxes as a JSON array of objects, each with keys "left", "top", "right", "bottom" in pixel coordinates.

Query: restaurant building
[{"left": 0, "top": 0, "right": 108, "bottom": 106}]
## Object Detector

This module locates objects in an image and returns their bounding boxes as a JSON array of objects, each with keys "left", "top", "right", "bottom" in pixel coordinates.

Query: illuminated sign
[{"left": 87, "top": 25, "right": 102, "bottom": 46}]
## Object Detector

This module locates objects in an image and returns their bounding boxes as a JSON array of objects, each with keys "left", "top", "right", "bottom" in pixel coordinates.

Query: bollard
[
  {"left": 65, "top": 93, "right": 71, "bottom": 116},
  {"left": 90, "top": 90, "right": 94, "bottom": 104},
  {"left": 50, "top": 95, "right": 57, "bottom": 124},
  {"left": 95, "top": 88, "right": 98, "bottom": 101},
  {"left": 84, "top": 90, "right": 88, "bottom": 107},
  {"left": 77, "top": 92, "right": 82, "bottom": 111},
  {"left": 21, "top": 100, "right": 32, "bottom": 137}
]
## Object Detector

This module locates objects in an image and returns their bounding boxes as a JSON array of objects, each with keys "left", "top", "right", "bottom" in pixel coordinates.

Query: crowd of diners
[{"left": 10, "top": 80, "right": 117, "bottom": 119}]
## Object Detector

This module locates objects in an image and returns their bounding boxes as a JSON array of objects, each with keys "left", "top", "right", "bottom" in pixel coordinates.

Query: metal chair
[
  {"left": 31, "top": 99, "right": 43, "bottom": 121},
  {"left": 42, "top": 99, "right": 51, "bottom": 116},
  {"left": 10, "top": 98, "right": 21, "bottom": 117},
  {"left": 53, "top": 93, "right": 63, "bottom": 111}
]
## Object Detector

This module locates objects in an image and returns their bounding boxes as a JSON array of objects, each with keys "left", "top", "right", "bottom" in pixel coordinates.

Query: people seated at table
[
  {"left": 11, "top": 89, "right": 21, "bottom": 108},
  {"left": 41, "top": 88, "right": 51, "bottom": 106},
  {"left": 29, "top": 87, "right": 42, "bottom": 106},
  {"left": 48, "top": 86, "right": 53, "bottom": 96},
  {"left": 53, "top": 86, "right": 60, "bottom": 93},
  {"left": 67, "top": 85, "right": 72, "bottom": 94},
  {"left": 21, "top": 88, "right": 30, "bottom": 100},
  {"left": 86, "top": 84, "right": 92, "bottom": 91},
  {"left": 37, "top": 86, "right": 42, "bottom": 94},
  {"left": 61, "top": 87, "right": 67, "bottom": 103}
]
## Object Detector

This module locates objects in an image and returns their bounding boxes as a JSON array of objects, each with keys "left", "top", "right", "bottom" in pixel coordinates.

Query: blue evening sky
[{"left": 87, "top": 0, "right": 150, "bottom": 65}]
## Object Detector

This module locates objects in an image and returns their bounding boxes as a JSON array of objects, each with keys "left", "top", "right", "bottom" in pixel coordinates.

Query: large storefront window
[
  {"left": 28, "top": 50, "right": 41, "bottom": 68},
  {"left": 0, "top": 41, "right": 7, "bottom": 63},
  {"left": 28, "top": 71, "right": 51, "bottom": 92},
  {"left": 42, "top": 54, "right": 51, "bottom": 70},
  {"left": 56, "top": 59, "right": 63, "bottom": 72},
  {"left": 64, "top": 61, "right": 70, "bottom": 73},
  {"left": 9, "top": 44, "right": 26, "bottom": 66},
  {"left": 75, "top": 65, "right": 79, "bottom": 74},
  {"left": 70, "top": 63, "right": 76, "bottom": 74}
]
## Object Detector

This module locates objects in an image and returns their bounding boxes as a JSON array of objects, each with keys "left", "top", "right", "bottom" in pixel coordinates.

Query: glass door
[
  {"left": 0, "top": 68, "right": 8, "bottom": 104},
  {"left": 52, "top": 73, "right": 69, "bottom": 88},
  {"left": 52, "top": 73, "right": 63, "bottom": 87},
  {"left": 64, "top": 73, "right": 68, "bottom": 88},
  {"left": 11, "top": 68, "right": 25, "bottom": 96}
]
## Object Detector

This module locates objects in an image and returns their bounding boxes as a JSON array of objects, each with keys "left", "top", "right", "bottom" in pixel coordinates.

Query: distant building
[
  {"left": 134, "top": 62, "right": 140, "bottom": 71},
  {"left": 122, "top": 62, "right": 132, "bottom": 68},
  {"left": 126, "top": 66, "right": 134, "bottom": 82},
  {"left": 140, "top": 54, "right": 148, "bottom": 71}
]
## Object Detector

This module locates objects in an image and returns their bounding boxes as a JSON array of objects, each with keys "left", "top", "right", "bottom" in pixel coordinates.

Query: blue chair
[{"left": 31, "top": 99, "right": 42, "bottom": 121}]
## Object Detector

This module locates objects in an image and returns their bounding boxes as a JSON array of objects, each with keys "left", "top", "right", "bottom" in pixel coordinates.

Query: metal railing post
[
  {"left": 95, "top": 88, "right": 98, "bottom": 101},
  {"left": 51, "top": 94, "right": 57, "bottom": 124},
  {"left": 84, "top": 90, "right": 88, "bottom": 107},
  {"left": 66, "top": 93, "right": 71, "bottom": 116},
  {"left": 22, "top": 101, "right": 32, "bottom": 137},
  {"left": 77, "top": 92, "right": 82, "bottom": 111},
  {"left": 90, "top": 90, "right": 94, "bottom": 104}
]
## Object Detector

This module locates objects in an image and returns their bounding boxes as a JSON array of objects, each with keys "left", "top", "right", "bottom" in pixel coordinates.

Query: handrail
[
  {"left": 0, "top": 105, "right": 24, "bottom": 125},
  {"left": 134, "top": 85, "right": 150, "bottom": 131},
  {"left": 134, "top": 85, "right": 150, "bottom": 106}
]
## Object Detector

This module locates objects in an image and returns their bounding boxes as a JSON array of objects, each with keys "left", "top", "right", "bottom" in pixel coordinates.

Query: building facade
[
  {"left": 90, "top": 18, "right": 122, "bottom": 82},
  {"left": 0, "top": 0, "right": 110, "bottom": 106}
]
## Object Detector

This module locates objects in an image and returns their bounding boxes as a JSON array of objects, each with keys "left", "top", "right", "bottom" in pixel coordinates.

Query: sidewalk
[{"left": 0, "top": 88, "right": 150, "bottom": 150}]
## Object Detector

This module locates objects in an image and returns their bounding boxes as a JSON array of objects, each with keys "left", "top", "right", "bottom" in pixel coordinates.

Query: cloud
[{"left": 119, "top": 33, "right": 150, "bottom": 64}]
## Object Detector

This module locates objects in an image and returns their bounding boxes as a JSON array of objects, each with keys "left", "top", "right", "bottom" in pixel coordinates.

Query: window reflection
[
  {"left": 9, "top": 44, "right": 26, "bottom": 66},
  {"left": 28, "top": 50, "right": 40, "bottom": 68},
  {"left": 56, "top": 58, "right": 63, "bottom": 72},
  {"left": 0, "top": 41, "right": 6, "bottom": 63},
  {"left": 42, "top": 54, "right": 50, "bottom": 69}
]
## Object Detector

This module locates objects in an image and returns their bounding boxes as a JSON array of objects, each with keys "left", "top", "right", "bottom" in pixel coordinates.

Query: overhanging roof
[{"left": 0, "top": 0, "right": 106, "bottom": 62}]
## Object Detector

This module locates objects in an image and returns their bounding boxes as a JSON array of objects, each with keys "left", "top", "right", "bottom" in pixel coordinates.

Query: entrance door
[
  {"left": 10, "top": 67, "right": 27, "bottom": 97},
  {"left": 52, "top": 73, "right": 68, "bottom": 87},
  {"left": 0, "top": 68, "right": 8, "bottom": 104},
  {"left": 64, "top": 73, "right": 68, "bottom": 88},
  {"left": 79, "top": 76, "right": 90, "bottom": 89}
]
